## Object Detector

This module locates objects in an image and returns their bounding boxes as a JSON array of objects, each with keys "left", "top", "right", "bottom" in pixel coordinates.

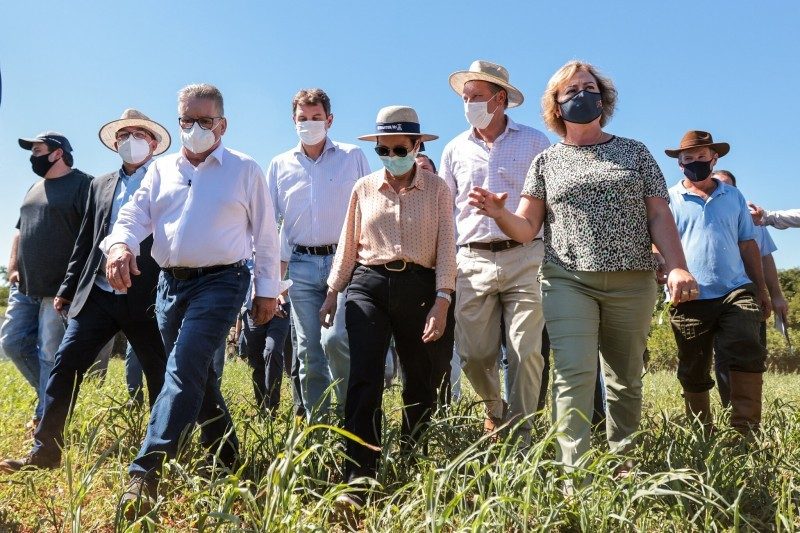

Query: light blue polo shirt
[{"left": 668, "top": 178, "right": 756, "bottom": 300}]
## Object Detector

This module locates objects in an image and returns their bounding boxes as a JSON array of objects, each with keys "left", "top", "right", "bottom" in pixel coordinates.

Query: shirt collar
[
  {"left": 380, "top": 166, "right": 426, "bottom": 191},
  {"left": 179, "top": 141, "right": 226, "bottom": 167},
  {"left": 119, "top": 158, "right": 153, "bottom": 180},
  {"left": 468, "top": 115, "right": 519, "bottom": 144},
  {"left": 678, "top": 177, "right": 725, "bottom": 198},
  {"left": 293, "top": 137, "right": 335, "bottom": 158}
]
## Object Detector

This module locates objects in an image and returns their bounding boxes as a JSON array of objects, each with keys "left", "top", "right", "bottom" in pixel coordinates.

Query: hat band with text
[{"left": 375, "top": 121, "right": 421, "bottom": 134}]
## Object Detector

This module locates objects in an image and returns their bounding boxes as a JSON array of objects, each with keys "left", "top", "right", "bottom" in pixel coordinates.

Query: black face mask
[
  {"left": 559, "top": 90, "right": 603, "bottom": 124},
  {"left": 682, "top": 160, "right": 713, "bottom": 182},
  {"left": 30, "top": 152, "right": 57, "bottom": 177}
]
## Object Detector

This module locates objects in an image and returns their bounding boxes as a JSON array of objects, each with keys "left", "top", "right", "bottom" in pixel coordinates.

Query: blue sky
[{"left": 2, "top": 1, "right": 799, "bottom": 267}]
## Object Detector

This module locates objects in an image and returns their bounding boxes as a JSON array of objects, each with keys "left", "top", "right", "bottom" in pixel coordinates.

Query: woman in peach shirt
[{"left": 320, "top": 106, "right": 456, "bottom": 506}]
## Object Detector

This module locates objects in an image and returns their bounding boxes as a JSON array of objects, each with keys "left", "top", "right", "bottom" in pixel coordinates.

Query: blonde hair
[{"left": 541, "top": 60, "right": 617, "bottom": 138}]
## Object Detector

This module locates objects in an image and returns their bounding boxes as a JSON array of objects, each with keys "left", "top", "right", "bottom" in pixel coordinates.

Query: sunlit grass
[{"left": 0, "top": 359, "right": 798, "bottom": 531}]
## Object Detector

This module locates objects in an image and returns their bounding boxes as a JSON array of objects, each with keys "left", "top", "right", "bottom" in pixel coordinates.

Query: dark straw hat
[{"left": 665, "top": 130, "right": 730, "bottom": 158}]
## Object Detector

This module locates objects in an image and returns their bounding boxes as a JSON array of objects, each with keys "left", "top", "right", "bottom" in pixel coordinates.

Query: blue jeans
[
  {"left": 0, "top": 284, "right": 65, "bottom": 419},
  {"left": 286, "top": 251, "right": 349, "bottom": 419},
  {"left": 129, "top": 265, "right": 249, "bottom": 478},
  {"left": 241, "top": 305, "right": 292, "bottom": 410}
]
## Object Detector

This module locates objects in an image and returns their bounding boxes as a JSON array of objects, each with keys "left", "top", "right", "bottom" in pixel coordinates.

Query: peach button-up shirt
[{"left": 327, "top": 167, "right": 457, "bottom": 293}]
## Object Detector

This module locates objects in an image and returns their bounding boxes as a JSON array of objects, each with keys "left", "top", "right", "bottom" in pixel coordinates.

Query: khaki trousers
[
  {"left": 455, "top": 240, "right": 545, "bottom": 429},
  {"left": 541, "top": 262, "right": 657, "bottom": 467}
]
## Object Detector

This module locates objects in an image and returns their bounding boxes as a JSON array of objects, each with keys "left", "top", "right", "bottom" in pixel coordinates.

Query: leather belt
[
  {"left": 360, "top": 260, "right": 433, "bottom": 274},
  {"left": 464, "top": 239, "right": 524, "bottom": 252},
  {"left": 295, "top": 244, "right": 337, "bottom": 255},
  {"left": 162, "top": 259, "right": 247, "bottom": 281}
]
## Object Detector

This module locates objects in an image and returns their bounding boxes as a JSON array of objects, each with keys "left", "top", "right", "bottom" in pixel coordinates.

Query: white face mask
[
  {"left": 117, "top": 136, "right": 151, "bottom": 165},
  {"left": 180, "top": 123, "right": 218, "bottom": 154},
  {"left": 464, "top": 95, "right": 497, "bottom": 130},
  {"left": 295, "top": 120, "right": 327, "bottom": 146}
]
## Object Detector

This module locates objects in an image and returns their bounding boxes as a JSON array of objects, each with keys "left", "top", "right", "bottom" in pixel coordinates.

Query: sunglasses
[{"left": 374, "top": 144, "right": 416, "bottom": 158}]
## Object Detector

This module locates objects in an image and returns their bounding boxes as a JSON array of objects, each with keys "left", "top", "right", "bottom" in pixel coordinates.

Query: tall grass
[{"left": 0, "top": 361, "right": 798, "bottom": 531}]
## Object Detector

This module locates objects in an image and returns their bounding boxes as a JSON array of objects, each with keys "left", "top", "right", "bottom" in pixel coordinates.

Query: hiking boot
[
  {"left": 120, "top": 475, "right": 158, "bottom": 521},
  {"left": 729, "top": 371, "right": 763, "bottom": 434},
  {"left": 0, "top": 451, "right": 60, "bottom": 474},
  {"left": 683, "top": 390, "right": 715, "bottom": 433}
]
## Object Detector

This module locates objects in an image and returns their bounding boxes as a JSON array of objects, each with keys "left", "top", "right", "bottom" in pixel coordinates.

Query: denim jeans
[
  {"left": 286, "top": 251, "right": 349, "bottom": 419},
  {"left": 129, "top": 265, "right": 249, "bottom": 478},
  {"left": 241, "top": 304, "right": 292, "bottom": 410},
  {"left": 0, "top": 284, "right": 65, "bottom": 419}
]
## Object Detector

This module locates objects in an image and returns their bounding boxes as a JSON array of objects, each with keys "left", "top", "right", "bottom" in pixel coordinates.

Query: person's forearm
[
  {"left": 761, "top": 253, "right": 784, "bottom": 299},
  {"left": 740, "top": 240, "right": 767, "bottom": 290},
  {"left": 494, "top": 209, "right": 539, "bottom": 243},
  {"left": 764, "top": 209, "right": 800, "bottom": 230},
  {"left": 8, "top": 232, "right": 19, "bottom": 273}
]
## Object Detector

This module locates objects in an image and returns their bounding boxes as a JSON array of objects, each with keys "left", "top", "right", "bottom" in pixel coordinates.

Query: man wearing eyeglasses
[
  {"left": 0, "top": 110, "right": 170, "bottom": 474},
  {"left": 266, "top": 88, "right": 370, "bottom": 421},
  {"left": 440, "top": 60, "right": 550, "bottom": 442},
  {"left": 100, "top": 84, "right": 281, "bottom": 517}
]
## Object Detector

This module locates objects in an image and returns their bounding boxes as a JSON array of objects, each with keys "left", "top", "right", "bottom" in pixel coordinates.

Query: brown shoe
[
  {"left": 0, "top": 451, "right": 59, "bottom": 474},
  {"left": 483, "top": 400, "right": 509, "bottom": 442},
  {"left": 120, "top": 475, "right": 158, "bottom": 521},
  {"left": 683, "top": 390, "right": 715, "bottom": 433},
  {"left": 729, "top": 371, "right": 763, "bottom": 434}
]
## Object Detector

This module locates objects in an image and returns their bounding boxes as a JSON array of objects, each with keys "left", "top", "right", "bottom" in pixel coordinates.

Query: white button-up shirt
[
  {"left": 440, "top": 117, "right": 550, "bottom": 245},
  {"left": 101, "top": 143, "right": 281, "bottom": 298},
  {"left": 267, "top": 138, "right": 370, "bottom": 261}
]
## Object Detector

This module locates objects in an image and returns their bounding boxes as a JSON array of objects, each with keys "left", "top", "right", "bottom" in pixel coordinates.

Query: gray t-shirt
[{"left": 16, "top": 169, "right": 92, "bottom": 297}]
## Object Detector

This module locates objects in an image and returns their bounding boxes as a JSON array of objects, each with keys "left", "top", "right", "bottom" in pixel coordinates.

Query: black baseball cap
[{"left": 18, "top": 131, "right": 73, "bottom": 152}]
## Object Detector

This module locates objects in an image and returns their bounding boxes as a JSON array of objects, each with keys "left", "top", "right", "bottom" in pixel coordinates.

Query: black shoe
[
  {"left": 119, "top": 475, "right": 158, "bottom": 521},
  {"left": 0, "top": 451, "right": 59, "bottom": 474}
]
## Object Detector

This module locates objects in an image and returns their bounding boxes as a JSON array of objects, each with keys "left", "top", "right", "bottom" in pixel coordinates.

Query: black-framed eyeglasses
[
  {"left": 115, "top": 130, "right": 152, "bottom": 142},
  {"left": 178, "top": 116, "right": 223, "bottom": 130},
  {"left": 374, "top": 144, "right": 415, "bottom": 157}
]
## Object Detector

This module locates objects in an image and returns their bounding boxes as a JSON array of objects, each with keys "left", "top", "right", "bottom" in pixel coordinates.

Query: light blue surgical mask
[{"left": 380, "top": 151, "right": 417, "bottom": 177}]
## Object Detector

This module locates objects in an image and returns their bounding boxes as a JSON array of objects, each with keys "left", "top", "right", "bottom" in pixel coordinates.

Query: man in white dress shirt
[
  {"left": 267, "top": 88, "right": 370, "bottom": 419},
  {"left": 102, "top": 84, "right": 281, "bottom": 516},
  {"left": 440, "top": 60, "right": 550, "bottom": 440}
]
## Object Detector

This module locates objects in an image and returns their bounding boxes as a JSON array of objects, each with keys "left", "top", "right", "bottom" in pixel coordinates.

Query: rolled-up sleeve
[
  {"left": 327, "top": 187, "right": 361, "bottom": 292},
  {"left": 100, "top": 166, "right": 155, "bottom": 256},
  {"left": 249, "top": 164, "right": 281, "bottom": 297},
  {"left": 435, "top": 182, "right": 457, "bottom": 291}
]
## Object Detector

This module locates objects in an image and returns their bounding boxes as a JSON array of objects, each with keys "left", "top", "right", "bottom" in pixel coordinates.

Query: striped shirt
[
  {"left": 267, "top": 138, "right": 370, "bottom": 261},
  {"left": 440, "top": 117, "right": 550, "bottom": 245},
  {"left": 327, "top": 168, "right": 457, "bottom": 292}
]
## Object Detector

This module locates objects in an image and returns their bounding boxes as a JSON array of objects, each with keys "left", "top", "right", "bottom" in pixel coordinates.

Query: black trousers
[
  {"left": 240, "top": 305, "right": 292, "bottom": 411},
  {"left": 343, "top": 265, "right": 451, "bottom": 482},
  {"left": 669, "top": 284, "right": 766, "bottom": 394},
  {"left": 33, "top": 285, "right": 167, "bottom": 459}
]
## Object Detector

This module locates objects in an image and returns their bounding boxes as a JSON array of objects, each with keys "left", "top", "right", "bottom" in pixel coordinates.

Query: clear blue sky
[{"left": 2, "top": 1, "right": 799, "bottom": 267}]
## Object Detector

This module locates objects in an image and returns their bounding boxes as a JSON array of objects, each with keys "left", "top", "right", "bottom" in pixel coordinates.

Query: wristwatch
[{"left": 436, "top": 290, "right": 452, "bottom": 304}]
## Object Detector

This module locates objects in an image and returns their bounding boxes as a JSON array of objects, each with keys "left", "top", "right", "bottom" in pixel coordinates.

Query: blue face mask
[
  {"left": 380, "top": 152, "right": 417, "bottom": 177},
  {"left": 559, "top": 90, "right": 603, "bottom": 124}
]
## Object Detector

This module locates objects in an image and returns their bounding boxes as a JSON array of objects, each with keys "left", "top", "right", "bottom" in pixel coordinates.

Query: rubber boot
[
  {"left": 729, "top": 371, "right": 763, "bottom": 434},
  {"left": 683, "top": 390, "right": 715, "bottom": 433}
]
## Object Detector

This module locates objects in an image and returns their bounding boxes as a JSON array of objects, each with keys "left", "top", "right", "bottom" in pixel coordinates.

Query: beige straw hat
[
  {"left": 448, "top": 60, "right": 524, "bottom": 107},
  {"left": 357, "top": 105, "right": 438, "bottom": 142},
  {"left": 98, "top": 108, "right": 171, "bottom": 155}
]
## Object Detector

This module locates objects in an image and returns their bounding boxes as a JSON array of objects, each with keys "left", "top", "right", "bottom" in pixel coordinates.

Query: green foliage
[{"left": 0, "top": 360, "right": 798, "bottom": 531}]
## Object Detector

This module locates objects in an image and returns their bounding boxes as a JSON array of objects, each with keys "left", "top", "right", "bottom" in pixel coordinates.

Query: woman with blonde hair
[{"left": 470, "top": 60, "right": 698, "bottom": 471}]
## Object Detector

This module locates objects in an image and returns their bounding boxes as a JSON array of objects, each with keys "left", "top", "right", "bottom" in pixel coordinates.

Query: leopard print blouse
[{"left": 522, "top": 136, "right": 668, "bottom": 272}]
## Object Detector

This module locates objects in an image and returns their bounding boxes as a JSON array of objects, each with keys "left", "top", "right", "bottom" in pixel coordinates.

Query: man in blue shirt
[
  {"left": 665, "top": 130, "right": 771, "bottom": 434},
  {"left": 1, "top": 110, "right": 170, "bottom": 473}
]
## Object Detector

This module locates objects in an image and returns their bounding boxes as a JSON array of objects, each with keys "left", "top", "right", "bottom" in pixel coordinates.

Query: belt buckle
[
  {"left": 384, "top": 259, "right": 407, "bottom": 272},
  {"left": 172, "top": 268, "right": 191, "bottom": 281}
]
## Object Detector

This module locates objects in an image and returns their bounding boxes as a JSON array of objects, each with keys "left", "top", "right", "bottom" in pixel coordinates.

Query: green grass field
[{"left": 0, "top": 359, "right": 798, "bottom": 532}]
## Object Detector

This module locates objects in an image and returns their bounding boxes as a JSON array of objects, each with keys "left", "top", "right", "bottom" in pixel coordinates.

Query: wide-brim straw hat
[
  {"left": 448, "top": 60, "right": 524, "bottom": 108},
  {"left": 98, "top": 108, "right": 171, "bottom": 155},
  {"left": 358, "top": 105, "right": 438, "bottom": 143},
  {"left": 665, "top": 130, "right": 730, "bottom": 158}
]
